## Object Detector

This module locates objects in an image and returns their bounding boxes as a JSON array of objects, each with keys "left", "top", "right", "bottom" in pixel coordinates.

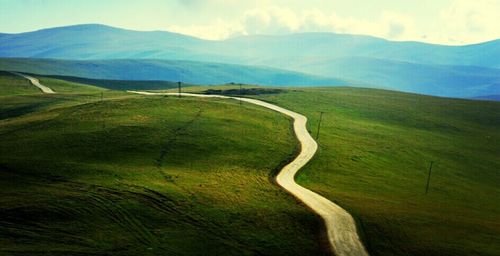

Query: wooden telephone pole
[
  {"left": 425, "top": 161, "right": 434, "bottom": 195},
  {"left": 239, "top": 83, "right": 242, "bottom": 106},
  {"left": 178, "top": 81, "right": 181, "bottom": 98},
  {"left": 316, "top": 111, "right": 324, "bottom": 140}
]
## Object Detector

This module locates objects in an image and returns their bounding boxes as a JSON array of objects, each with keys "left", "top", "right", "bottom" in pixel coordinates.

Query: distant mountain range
[
  {"left": 1, "top": 24, "right": 499, "bottom": 98},
  {"left": 0, "top": 58, "right": 346, "bottom": 86}
]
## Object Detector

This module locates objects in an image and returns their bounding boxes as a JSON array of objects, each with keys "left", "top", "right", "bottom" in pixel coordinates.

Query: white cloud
[
  {"left": 238, "top": 7, "right": 419, "bottom": 41},
  {"left": 242, "top": 7, "right": 300, "bottom": 35},
  {"left": 167, "top": 1, "right": 500, "bottom": 45},
  {"left": 438, "top": 0, "right": 500, "bottom": 44},
  {"left": 169, "top": 7, "right": 418, "bottom": 41},
  {"left": 168, "top": 19, "right": 244, "bottom": 40}
]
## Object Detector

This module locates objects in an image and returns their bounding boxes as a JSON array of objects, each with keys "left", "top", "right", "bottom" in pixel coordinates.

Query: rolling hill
[
  {"left": 172, "top": 85, "right": 500, "bottom": 256},
  {"left": 0, "top": 72, "right": 324, "bottom": 255},
  {"left": 2, "top": 69, "right": 499, "bottom": 255},
  {"left": 255, "top": 87, "right": 500, "bottom": 256},
  {"left": 0, "top": 58, "right": 347, "bottom": 86}
]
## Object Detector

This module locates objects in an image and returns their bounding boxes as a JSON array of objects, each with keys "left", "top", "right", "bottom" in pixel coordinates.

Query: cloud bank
[{"left": 167, "top": 0, "right": 500, "bottom": 45}]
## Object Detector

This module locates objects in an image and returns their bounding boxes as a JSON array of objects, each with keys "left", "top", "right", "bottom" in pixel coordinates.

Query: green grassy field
[
  {"left": 2, "top": 71, "right": 499, "bottom": 256},
  {"left": 0, "top": 73, "right": 326, "bottom": 255},
  {"left": 162, "top": 84, "right": 500, "bottom": 255},
  {"left": 248, "top": 87, "right": 500, "bottom": 256}
]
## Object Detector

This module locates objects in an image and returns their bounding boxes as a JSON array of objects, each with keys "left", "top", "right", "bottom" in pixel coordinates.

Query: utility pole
[
  {"left": 101, "top": 91, "right": 105, "bottom": 130},
  {"left": 178, "top": 81, "right": 181, "bottom": 98},
  {"left": 316, "top": 111, "right": 324, "bottom": 140},
  {"left": 425, "top": 161, "right": 434, "bottom": 195},
  {"left": 239, "top": 83, "right": 242, "bottom": 106}
]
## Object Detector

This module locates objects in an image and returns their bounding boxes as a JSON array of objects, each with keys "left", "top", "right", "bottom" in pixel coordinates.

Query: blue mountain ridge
[{"left": 1, "top": 24, "right": 499, "bottom": 98}]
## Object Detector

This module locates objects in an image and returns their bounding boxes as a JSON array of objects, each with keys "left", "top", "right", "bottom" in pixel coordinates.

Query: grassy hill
[
  {"left": 0, "top": 71, "right": 41, "bottom": 96},
  {"left": 2, "top": 71, "right": 499, "bottom": 255},
  {"left": 0, "top": 71, "right": 107, "bottom": 119},
  {"left": 251, "top": 87, "right": 500, "bottom": 256},
  {"left": 0, "top": 72, "right": 326, "bottom": 255},
  {"left": 169, "top": 85, "right": 500, "bottom": 256}
]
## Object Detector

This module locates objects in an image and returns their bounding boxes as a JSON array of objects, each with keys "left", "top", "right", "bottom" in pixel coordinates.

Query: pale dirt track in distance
[
  {"left": 11, "top": 72, "right": 55, "bottom": 93},
  {"left": 128, "top": 91, "right": 369, "bottom": 256}
]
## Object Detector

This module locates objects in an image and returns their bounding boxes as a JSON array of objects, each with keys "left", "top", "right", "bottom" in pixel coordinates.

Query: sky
[{"left": 0, "top": 0, "right": 499, "bottom": 45}]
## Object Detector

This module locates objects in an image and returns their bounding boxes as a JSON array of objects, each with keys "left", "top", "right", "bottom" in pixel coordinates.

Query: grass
[
  {"left": 0, "top": 73, "right": 325, "bottom": 255},
  {"left": 0, "top": 70, "right": 110, "bottom": 120},
  {"left": 40, "top": 75, "right": 194, "bottom": 91},
  {"left": 37, "top": 77, "right": 106, "bottom": 94},
  {"left": 0, "top": 71, "right": 41, "bottom": 96},
  {"left": 247, "top": 87, "right": 500, "bottom": 256},
  {"left": 3, "top": 71, "right": 499, "bottom": 255},
  {"left": 166, "top": 85, "right": 500, "bottom": 255}
]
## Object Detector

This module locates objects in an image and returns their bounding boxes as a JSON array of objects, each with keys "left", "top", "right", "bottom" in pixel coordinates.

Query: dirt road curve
[
  {"left": 11, "top": 72, "right": 55, "bottom": 94},
  {"left": 128, "top": 91, "right": 369, "bottom": 256}
]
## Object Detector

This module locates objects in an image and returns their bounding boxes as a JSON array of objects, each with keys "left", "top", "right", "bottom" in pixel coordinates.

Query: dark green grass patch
[
  {"left": 204, "top": 88, "right": 285, "bottom": 96},
  {"left": 40, "top": 75, "right": 193, "bottom": 91}
]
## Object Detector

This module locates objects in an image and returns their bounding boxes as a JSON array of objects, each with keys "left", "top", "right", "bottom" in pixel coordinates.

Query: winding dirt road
[
  {"left": 11, "top": 72, "right": 55, "bottom": 94},
  {"left": 129, "top": 91, "right": 369, "bottom": 256}
]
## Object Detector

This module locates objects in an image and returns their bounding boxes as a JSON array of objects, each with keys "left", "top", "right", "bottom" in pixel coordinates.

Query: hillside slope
[
  {"left": 174, "top": 84, "right": 500, "bottom": 255},
  {"left": 251, "top": 87, "right": 500, "bottom": 256},
  {"left": 0, "top": 58, "right": 347, "bottom": 86},
  {"left": 0, "top": 73, "right": 325, "bottom": 255}
]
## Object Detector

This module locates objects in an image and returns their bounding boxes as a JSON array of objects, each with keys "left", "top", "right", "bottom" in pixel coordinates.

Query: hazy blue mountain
[
  {"left": 286, "top": 57, "right": 500, "bottom": 98},
  {"left": 2, "top": 24, "right": 499, "bottom": 68},
  {"left": 1, "top": 24, "right": 499, "bottom": 97},
  {"left": 0, "top": 58, "right": 347, "bottom": 86},
  {"left": 219, "top": 33, "right": 500, "bottom": 69},
  {"left": 472, "top": 95, "right": 500, "bottom": 101},
  {"left": 0, "top": 24, "right": 215, "bottom": 60}
]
